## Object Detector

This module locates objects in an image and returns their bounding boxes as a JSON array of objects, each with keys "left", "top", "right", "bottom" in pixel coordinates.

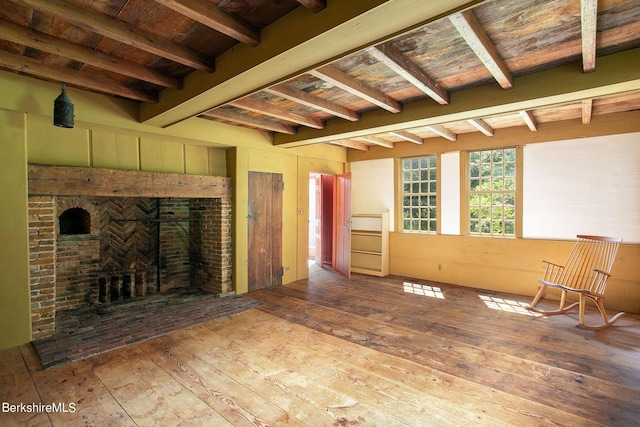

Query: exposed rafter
[
  {"left": 367, "top": 43, "right": 449, "bottom": 105},
  {"left": 9, "top": 0, "right": 215, "bottom": 72},
  {"left": 0, "top": 50, "right": 156, "bottom": 102},
  {"left": 355, "top": 136, "right": 395, "bottom": 148},
  {"left": 330, "top": 140, "right": 369, "bottom": 151},
  {"left": 520, "top": 110, "right": 538, "bottom": 131},
  {"left": 229, "top": 98, "right": 324, "bottom": 129},
  {"left": 449, "top": 10, "right": 513, "bottom": 89},
  {"left": 202, "top": 108, "right": 295, "bottom": 134},
  {"left": 389, "top": 130, "right": 424, "bottom": 144},
  {"left": 425, "top": 125, "right": 457, "bottom": 141},
  {"left": 581, "top": 0, "right": 598, "bottom": 73},
  {"left": 295, "top": 0, "right": 326, "bottom": 13},
  {"left": 265, "top": 84, "right": 360, "bottom": 122},
  {"left": 582, "top": 99, "right": 593, "bottom": 124},
  {"left": 154, "top": 0, "right": 260, "bottom": 46},
  {"left": 467, "top": 118, "right": 494, "bottom": 136},
  {"left": 0, "top": 18, "right": 182, "bottom": 89},
  {"left": 310, "top": 65, "right": 401, "bottom": 113}
]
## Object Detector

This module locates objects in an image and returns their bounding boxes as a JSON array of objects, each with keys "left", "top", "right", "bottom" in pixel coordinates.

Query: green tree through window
[
  {"left": 469, "top": 148, "right": 516, "bottom": 236},
  {"left": 402, "top": 156, "right": 437, "bottom": 232}
]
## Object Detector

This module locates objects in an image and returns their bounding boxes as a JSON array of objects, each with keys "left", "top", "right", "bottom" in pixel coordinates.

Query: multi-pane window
[
  {"left": 402, "top": 156, "right": 437, "bottom": 233},
  {"left": 468, "top": 148, "right": 516, "bottom": 236}
]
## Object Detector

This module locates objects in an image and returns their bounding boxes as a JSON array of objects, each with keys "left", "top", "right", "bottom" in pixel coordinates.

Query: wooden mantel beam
[{"left": 28, "top": 165, "right": 231, "bottom": 199}]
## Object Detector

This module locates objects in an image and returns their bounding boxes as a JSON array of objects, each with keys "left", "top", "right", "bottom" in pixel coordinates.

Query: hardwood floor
[{"left": 1, "top": 265, "right": 639, "bottom": 426}]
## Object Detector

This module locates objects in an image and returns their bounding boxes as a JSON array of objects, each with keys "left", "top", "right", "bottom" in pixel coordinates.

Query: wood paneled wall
[{"left": 390, "top": 233, "right": 640, "bottom": 313}]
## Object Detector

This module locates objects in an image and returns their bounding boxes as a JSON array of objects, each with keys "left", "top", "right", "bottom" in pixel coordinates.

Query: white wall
[
  {"left": 523, "top": 132, "right": 640, "bottom": 243},
  {"left": 350, "top": 133, "right": 640, "bottom": 243},
  {"left": 350, "top": 158, "right": 395, "bottom": 231},
  {"left": 441, "top": 152, "right": 461, "bottom": 235}
]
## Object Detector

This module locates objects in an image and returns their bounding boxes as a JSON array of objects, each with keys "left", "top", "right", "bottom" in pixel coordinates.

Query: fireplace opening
[
  {"left": 99, "top": 272, "right": 136, "bottom": 303},
  {"left": 59, "top": 207, "right": 91, "bottom": 235},
  {"left": 29, "top": 194, "right": 233, "bottom": 340}
]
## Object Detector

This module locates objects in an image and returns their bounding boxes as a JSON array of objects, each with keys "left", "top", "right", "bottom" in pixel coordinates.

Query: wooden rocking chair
[{"left": 527, "top": 235, "right": 624, "bottom": 330}]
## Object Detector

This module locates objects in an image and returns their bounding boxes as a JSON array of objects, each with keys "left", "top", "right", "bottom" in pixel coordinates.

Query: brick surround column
[
  {"left": 189, "top": 197, "right": 233, "bottom": 295},
  {"left": 28, "top": 197, "right": 56, "bottom": 339}
]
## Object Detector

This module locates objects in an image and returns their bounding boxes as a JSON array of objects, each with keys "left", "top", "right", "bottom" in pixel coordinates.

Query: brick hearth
[{"left": 32, "top": 289, "right": 261, "bottom": 369}]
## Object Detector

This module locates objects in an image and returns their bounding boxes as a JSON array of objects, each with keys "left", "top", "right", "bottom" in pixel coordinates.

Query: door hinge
[{"left": 281, "top": 180, "right": 285, "bottom": 191}]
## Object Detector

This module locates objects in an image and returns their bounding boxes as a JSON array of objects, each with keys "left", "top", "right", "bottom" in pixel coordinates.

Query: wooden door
[
  {"left": 248, "top": 172, "right": 283, "bottom": 291},
  {"left": 335, "top": 172, "right": 351, "bottom": 278}
]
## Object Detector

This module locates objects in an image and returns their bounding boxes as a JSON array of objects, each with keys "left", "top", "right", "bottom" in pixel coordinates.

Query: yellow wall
[
  {"left": 24, "top": 114, "right": 227, "bottom": 175},
  {"left": 227, "top": 145, "right": 347, "bottom": 295},
  {"left": 0, "top": 71, "right": 347, "bottom": 349},
  {"left": 390, "top": 233, "right": 640, "bottom": 314},
  {"left": 349, "top": 114, "right": 640, "bottom": 315},
  {"left": 0, "top": 110, "right": 31, "bottom": 348}
]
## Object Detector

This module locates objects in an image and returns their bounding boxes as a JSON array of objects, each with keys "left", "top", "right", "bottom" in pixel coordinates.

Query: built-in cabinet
[{"left": 350, "top": 213, "right": 389, "bottom": 276}]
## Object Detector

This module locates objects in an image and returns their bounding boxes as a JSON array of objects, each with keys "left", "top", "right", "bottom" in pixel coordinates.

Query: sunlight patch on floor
[
  {"left": 403, "top": 282, "right": 445, "bottom": 299},
  {"left": 478, "top": 294, "right": 538, "bottom": 316}
]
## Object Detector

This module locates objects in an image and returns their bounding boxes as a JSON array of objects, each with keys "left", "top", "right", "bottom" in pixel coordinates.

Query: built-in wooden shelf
[{"left": 350, "top": 212, "right": 389, "bottom": 277}]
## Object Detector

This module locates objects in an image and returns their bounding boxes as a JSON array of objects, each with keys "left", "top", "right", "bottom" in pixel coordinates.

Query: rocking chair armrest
[
  {"left": 592, "top": 268, "right": 611, "bottom": 277},
  {"left": 541, "top": 260, "right": 564, "bottom": 268}
]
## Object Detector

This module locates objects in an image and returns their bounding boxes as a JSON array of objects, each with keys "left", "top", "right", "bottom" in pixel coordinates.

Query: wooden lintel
[{"left": 28, "top": 165, "right": 232, "bottom": 199}]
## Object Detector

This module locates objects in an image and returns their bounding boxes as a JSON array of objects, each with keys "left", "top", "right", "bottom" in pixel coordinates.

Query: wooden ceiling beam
[
  {"left": 581, "top": 0, "right": 598, "bottom": 73},
  {"left": 449, "top": 10, "right": 513, "bottom": 90},
  {"left": 273, "top": 49, "right": 640, "bottom": 147},
  {"left": 367, "top": 44, "right": 449, "bottom": 105},
  {"left": 265, "top": 84, "right": 360, "bottom": 122},
  {"left": 330, "top": 140, "right": 369, "bottom": 151},
  {"left": 202, "top": 108, "right": 296, "bottom": 134},
  {"left": 355, "top": 136, "right": 395, "bottom": 148},
  {"left": 389, "top": 130, "right": 424, "bottom": 144},
  {"left": 0, "top": 19, "right": 182, "bottom": 89},
  {"left": 229, "top": 98, "right": 324, "bottom": 129},
  {"left": 140, "top": 0, "right": 477, "bottom": 126},
  {"left": 310, "top": 65, "right": 401, "bottom": 113},
  {"left": 296, "top": 0, "right": 326, "bottom": 13},
  {"left": 425, "top": 125, "right": 457, "bottom": 141},
  {"left": 519, "top": 110, "right": 538, "bottom": 131},
  {"left": 154, "top": 0, "right": 260, "bottom": 46},
  {"left": 582, "top": 99, "right": 593, "bottom": 124},
  {"left": 0, "top": 50, "right": 157, "bottom": 102},
  {"left": 9, "top": 0, "right": 215, "bottom": 72},
  {"left": 467, "top": 118, "right": 494, "bottom": 136}
]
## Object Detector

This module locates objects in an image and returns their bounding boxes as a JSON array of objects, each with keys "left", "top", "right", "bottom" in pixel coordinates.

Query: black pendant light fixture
[{"left": 53, "top": 83, "right": 74, "bottom": 128}]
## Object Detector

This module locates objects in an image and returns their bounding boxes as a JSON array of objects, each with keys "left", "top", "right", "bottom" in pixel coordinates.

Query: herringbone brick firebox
[{"left": 27, "top": 165, "right": 232, "bottom": 340}]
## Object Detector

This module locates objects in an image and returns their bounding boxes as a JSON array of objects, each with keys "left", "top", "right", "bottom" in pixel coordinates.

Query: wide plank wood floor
[{"left": 1, "top": 265, "right": 639, "bottom": 426}]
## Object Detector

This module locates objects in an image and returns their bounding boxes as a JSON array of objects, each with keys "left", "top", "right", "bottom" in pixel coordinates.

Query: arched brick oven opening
[{"left": 59, "top": 207, "right": 91, "bottom": 235}]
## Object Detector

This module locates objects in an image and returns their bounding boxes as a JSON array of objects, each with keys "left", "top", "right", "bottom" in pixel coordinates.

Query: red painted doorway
[{"left": 308, "top": 172, "right": 350, "bottom": 278}]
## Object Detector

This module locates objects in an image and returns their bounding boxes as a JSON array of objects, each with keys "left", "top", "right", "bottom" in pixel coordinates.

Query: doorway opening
[
  {"left": 309, "top": 172, "right": 351, "bottom": 278},
  {"left": 309, "top": 174, "right": 335, "bottom": 272},
  {"left": 308, "top": 172, "right": 351, "bottom": 278}
]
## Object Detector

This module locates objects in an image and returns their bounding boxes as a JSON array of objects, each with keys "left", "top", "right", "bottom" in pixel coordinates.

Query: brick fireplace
[{"left": 28, "top": 165, "right": 232, "bottom": 339}]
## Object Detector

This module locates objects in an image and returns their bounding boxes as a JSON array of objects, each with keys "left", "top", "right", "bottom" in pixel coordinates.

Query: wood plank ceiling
[{"left": 1, "top": 0, "right": 639, "bottom": 151}]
